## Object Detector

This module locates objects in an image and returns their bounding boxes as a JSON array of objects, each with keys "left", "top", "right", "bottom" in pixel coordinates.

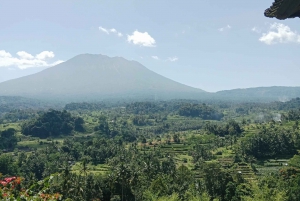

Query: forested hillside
[
  {"left": 0, "top": 96, "right": 55, "bottom": 114},
  {"left": 0, "top": 99, "right": 300, "bottom": 200}
]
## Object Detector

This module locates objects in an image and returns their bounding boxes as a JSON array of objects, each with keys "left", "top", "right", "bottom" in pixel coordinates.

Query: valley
[{"left": 1, "top": 97, "right": 300, "bottom": 200}]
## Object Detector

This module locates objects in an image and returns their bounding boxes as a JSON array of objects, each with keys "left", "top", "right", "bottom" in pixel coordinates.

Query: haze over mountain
[
  {"left": 215, "top": 87, "right": 300, "bottom": 102},
  {"left": 0, "top": 67, "right": 47, "bottom": 83},
  {"left": 0, "top": 54, "right": 207, "bottom": 101}
]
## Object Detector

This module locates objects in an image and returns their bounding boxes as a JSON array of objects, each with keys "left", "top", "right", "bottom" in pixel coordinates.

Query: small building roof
[{"left": 265, "top": 0, "right": 300, "bottom": 20}]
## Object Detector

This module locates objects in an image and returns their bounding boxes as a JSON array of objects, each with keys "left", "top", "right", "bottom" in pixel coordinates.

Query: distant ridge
[
  {"left": 0, "top": 96, "right": 61, "bottom": 113},
  {"left": 214, "top": 86, "right": 300, "bottom": 102},
  {"left": 0, "top": 54, "right": 207, "bottom": 101}
]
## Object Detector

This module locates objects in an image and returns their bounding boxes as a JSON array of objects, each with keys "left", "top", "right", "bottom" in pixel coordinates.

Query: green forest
[{"left": 1, "top": 97, "right": 300, "bottom": 200}]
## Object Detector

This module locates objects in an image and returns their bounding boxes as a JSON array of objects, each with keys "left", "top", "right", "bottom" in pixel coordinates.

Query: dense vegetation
[
  {"left": 0, "top": 128, "right": 17, "bottom": 150},
  {"left": 21, "top": 110, "right": 85, "bottom": 138},
  {"left": 239, "top": 126, "right": 298, "bottom": 159},
  {"left": 178, "top": 103, "right": 223, "bottom": 120},
  {"left": 65, "top": 102, "right": 106, "bottom": 111},
  {"left": 205, "top": 120, "right": 243, "bottom": 137},
  {"left": 0, "top": 96, "right": 59, "bottom": 114},
  {"left": 1, "top": 98, "right": 300, "bottom": 200}
]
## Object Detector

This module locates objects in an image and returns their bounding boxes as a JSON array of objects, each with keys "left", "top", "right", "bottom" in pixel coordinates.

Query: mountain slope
[
  {"left": 0, "top": 54, "right": 206, "bottom": 101},
  {"left": 0, "top": 96, "right": 61, "bottom": 114}
]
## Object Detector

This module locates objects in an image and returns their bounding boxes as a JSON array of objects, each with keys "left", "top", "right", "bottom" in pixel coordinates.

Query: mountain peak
[{"left": 0, "top": 54, "right": 206, "bottom": 101}]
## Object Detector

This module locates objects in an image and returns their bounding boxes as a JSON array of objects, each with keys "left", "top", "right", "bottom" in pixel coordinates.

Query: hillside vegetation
[{"left": 0, "top": 98, "right": 300, "bottom": 200}]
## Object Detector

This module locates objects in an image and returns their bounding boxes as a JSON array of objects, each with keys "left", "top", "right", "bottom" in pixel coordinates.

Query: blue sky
[{"left": 1, "top": 0, "right": 300, "bottom": 92}]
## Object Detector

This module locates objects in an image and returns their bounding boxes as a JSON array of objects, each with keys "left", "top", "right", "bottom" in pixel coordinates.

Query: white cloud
[
  {"left": 110, "top": 28, "right": 117, "bottom": 33},
  {"left": 17, "top": 51, "right": 34, "bottom": 59},
  {"left": 252, "top": 27, "right": 261, "bottom": 33},
  {"left": 151, "top": 56, "right": 159, "bottom": 60},
  {"left": 219, "top": 25, "right": 231, "bottom": 32},
  {"left": 167, "top": 57, "right": 178, "bottom": 62},
  {"left": 99, "top": 26, "right": 123, "bottom": 37},
  {"left": 0, "top": 50, "right": 12, "bottom": 58},
  {"left": 259, "top": 23, "right": 300, "bottom": 45},
  {"left": 149, "top": 56, "right": 179, "bottom": 62},
  {"left": 127, "top": 30, "right": 156, "bottom": 47},
  {"left": 0, "top": 50, "right": 63, "bottom": 69},
  {"left": 99, "top": 26, "right": 109, "bottom": 34},
  {"left": 36, "top": 51, "right": 55, "bottom": 60},
  {"left": 51, "top": 60, "right": 65, "bottom": 66}
]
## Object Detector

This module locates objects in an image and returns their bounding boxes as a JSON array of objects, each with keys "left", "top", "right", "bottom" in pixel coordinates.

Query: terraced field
[
  {"left": 256, "top": 159, "right": 289, "bottom": 175},
  {"left": 71, "top": 163, "right": 110, "bottom": 175}
]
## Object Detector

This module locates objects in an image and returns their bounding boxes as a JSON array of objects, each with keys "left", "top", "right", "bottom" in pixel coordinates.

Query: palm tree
[
  {"left": 79, "top": 157, "right": 91, "bottom": 176},
  {"left": 107, "top": 172, "right": 117, "bottom": 199}
]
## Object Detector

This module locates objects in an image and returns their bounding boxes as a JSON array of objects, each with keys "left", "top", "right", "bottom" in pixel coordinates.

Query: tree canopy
[{"left": 21, "top": 110, "right": 84, "bottom": 138}]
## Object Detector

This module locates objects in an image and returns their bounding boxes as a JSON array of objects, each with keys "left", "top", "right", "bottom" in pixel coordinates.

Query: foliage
[
  {"left": 282, "top": 109, "right": 300, "bottom": 121},
  {"left": 0, "top": 109, "right": 40, "bottom": 123},
  {"left": 65, "top": 102, "right": 106, "bottom": 111},
  {"left": 178, "top": 103, "right": 223, "bottom": 120},
  {"left": 240, "top": 127, "right": 297, "bottom": 159},
  {"left": 0, "top": 128, "right": 17, "bottom": 150},
  {"left": 21, "top": 109, "right": 84, "bottom": 138},
  {"left": 0, "top": 154, "right": 19, "bottom": 176},
  {"left": 289, "top": 154, "right": 300, "bottom": 168},
  {"left": 1, "top": 99, "right": 300, "bottom": 200},
  {"left": 205, "top": 120, "right": 243, "bottom": 137},
  {"left": 126, "top": 102, "right": 165, "bottom": 114}
]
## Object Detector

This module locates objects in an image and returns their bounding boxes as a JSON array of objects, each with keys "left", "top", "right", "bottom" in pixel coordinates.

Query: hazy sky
[{"left": 1, "top": 0, "right": 300, "bottom": 92}]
